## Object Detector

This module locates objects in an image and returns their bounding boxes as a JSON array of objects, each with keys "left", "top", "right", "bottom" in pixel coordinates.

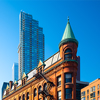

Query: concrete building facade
[{"left": 81, "top": 78, "right": 100, "bottom": 100}]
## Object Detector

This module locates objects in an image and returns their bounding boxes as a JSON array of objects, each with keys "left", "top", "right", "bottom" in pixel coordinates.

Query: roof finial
[{"left": 67, "top": 16, "right": 69, "bottom": 23}]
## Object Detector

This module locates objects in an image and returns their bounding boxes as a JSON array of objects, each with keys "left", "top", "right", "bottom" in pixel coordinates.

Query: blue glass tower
[
  {"left": 12, "top": 63, "right": 18, "bottom": 82},
  {"left": 18, "top": 11, "right": 44, "bottom": 79}
]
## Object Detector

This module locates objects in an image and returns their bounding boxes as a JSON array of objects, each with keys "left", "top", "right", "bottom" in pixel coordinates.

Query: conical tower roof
[
  {"left": 59, "top": 17, "right": 78, "bottom": 48},
  {"left": 61, "top": 17, "right": 75, "bottom": 40}
]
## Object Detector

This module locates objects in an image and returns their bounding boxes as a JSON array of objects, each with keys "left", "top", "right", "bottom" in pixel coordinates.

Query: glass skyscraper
[
  {"left": 18, "top": 11, "right": 44, "bottom": 79},
  {"left": 12, "top": 63, "right": 18, "bottom": 82}
]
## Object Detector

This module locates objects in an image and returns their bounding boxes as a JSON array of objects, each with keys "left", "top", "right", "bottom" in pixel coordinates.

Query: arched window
[
  {"left": 27, "top": 92, "right": 29, "bottom": 100},
  {"left": 64, "top": 49, "right": 72, "bottom": 60},
  {"left": 34, "top": 88, "right": 37, "bottom": 97},
  {"left": 44, "top": 83, "right": 47, "bottom": 91},
  {"left": 23, "top": 94, "right": 25, "bottom": 100},
  {"left": 38, "top": 86, "right": 42, "bottom": 94},
  {"left": 19, "top": 96, "right": 21, "bottom": 100}
]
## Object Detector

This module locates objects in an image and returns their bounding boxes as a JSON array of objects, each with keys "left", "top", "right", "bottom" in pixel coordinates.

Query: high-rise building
[
  {"left": 18, "top": 11, "right": 44, "bottom": 79},
  {"left": 12, "top": 63, "right": 18, "bottom": 82}
]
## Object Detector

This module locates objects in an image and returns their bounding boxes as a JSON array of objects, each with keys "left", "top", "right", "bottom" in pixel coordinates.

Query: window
[
  {"left": 34, "top": 88, "right": 37, "bottom": 97},
  {"left": 23, "top": 94, "right": 25, "bottom": 100},
  {"left": 44, "top": 83, "right": 47, "bottom": 91},
  {"left": 87, "top": 96, "right": 89, "bottom": 100},
  {"left": 90, "top": 86, "right": 95, "bottom": 92},
  {"left": 24, "top": 79, "right": 25, "bottom": 84},
  {"left": 22, "top": 79, "right": 25, "bottom": 86},
  {"left": 90, "top": 87, "right": 93, "bottom": 92},
  {"left": 58, "top": 91, "right": 61, "bottom": 100},
  {"left": 98, "top": 97, "right": 100, "bottom": 100},
  {"left": 65, "top": 88, "right": 72, "bottom": 99},
  {"left": 98, "top": 84, "right": 99, "bottom": 89},
  {"left": 38, "top": 86, "right": 42, "bottom": 94},
  {"left": 81, "top": 91, "right": 85, "bottom": 97},
  {"left": 87, "top": 90, "right": 89, "bottom": 94},
  {"left": 65, "top": 49, "right": 72, "bottom": 53},
  {"left": 19, "top": 96, "right": 21, "bottom": 100},
  {"left": 65, "top": 73, "right": 72, "bottom": 83},
  {"left": 81, "top": 97, "right": 85, "bottom": 100},
  {"left": 98, "top": 91, "right": 99, "bottom": 96},
  {"left": 14, "top": 85, "right": 16, "bottom": 90},
  {"left": 90, "top": 92, "right": 95, "bottom": 98},
  {"left": 40, "top": 67, "right": 42, "bottom": 73},
  {"left": 93, "top": 86, "right": 95, "bottom": 91},
  {"left": 64, "top": 49, "right": 72, "bottom": 60},
  {"left": 57, "top": 76, "right": 61, "bottom": 86},
  {"left": 27, "top": 92, "right": 29, "bottom": 100},
  {"left": 93, "top": 92, "right": 95, "bottom": 97}
]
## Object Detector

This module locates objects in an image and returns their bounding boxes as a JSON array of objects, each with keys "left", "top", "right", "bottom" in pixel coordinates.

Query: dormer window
[
  {"left": 40, "top": 67, "right": 42, "bottom": 73},
  {"left": 22, "top": 72, "right": 28, "bottom": 86},
  {"left": 64, "top": 49, "right": 72, "bottom": 60},
  {"left": 22, "top": 79, "right": 26, "bottom": 86},
  {"left": 14, "top": 85, "right": 16, "bottom": 90}
]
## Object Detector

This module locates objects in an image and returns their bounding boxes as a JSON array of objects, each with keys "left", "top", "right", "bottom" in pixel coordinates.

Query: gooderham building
[{"left": 2, "top": 18, "right": 85, "bottom": 100}]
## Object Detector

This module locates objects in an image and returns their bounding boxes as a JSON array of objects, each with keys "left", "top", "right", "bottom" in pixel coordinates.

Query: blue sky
[{"left": 0, "top": 0, "right": 100, "bottom": 99}]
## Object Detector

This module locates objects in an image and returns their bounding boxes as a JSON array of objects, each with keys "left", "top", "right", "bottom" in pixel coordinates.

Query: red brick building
[{"left": 2, "top": 18, "right": 80, "bottom": 100}]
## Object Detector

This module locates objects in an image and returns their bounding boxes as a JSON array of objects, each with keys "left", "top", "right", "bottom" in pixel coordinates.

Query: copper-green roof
[
  {"left": 59, "top": 17, "right": 78, "bottom": 48},
  {"left": 61, "top": 18, "right": 75, "bottom": 40}
]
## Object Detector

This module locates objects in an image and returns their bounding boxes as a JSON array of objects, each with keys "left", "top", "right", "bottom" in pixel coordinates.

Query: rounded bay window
[{"left": 64, "top": 49, "right": 72, "bottom": 60}]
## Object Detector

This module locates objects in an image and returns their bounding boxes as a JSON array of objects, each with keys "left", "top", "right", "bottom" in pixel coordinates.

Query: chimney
[{"left": 9, "top": 81, "right": 13, "bottom": 90}]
